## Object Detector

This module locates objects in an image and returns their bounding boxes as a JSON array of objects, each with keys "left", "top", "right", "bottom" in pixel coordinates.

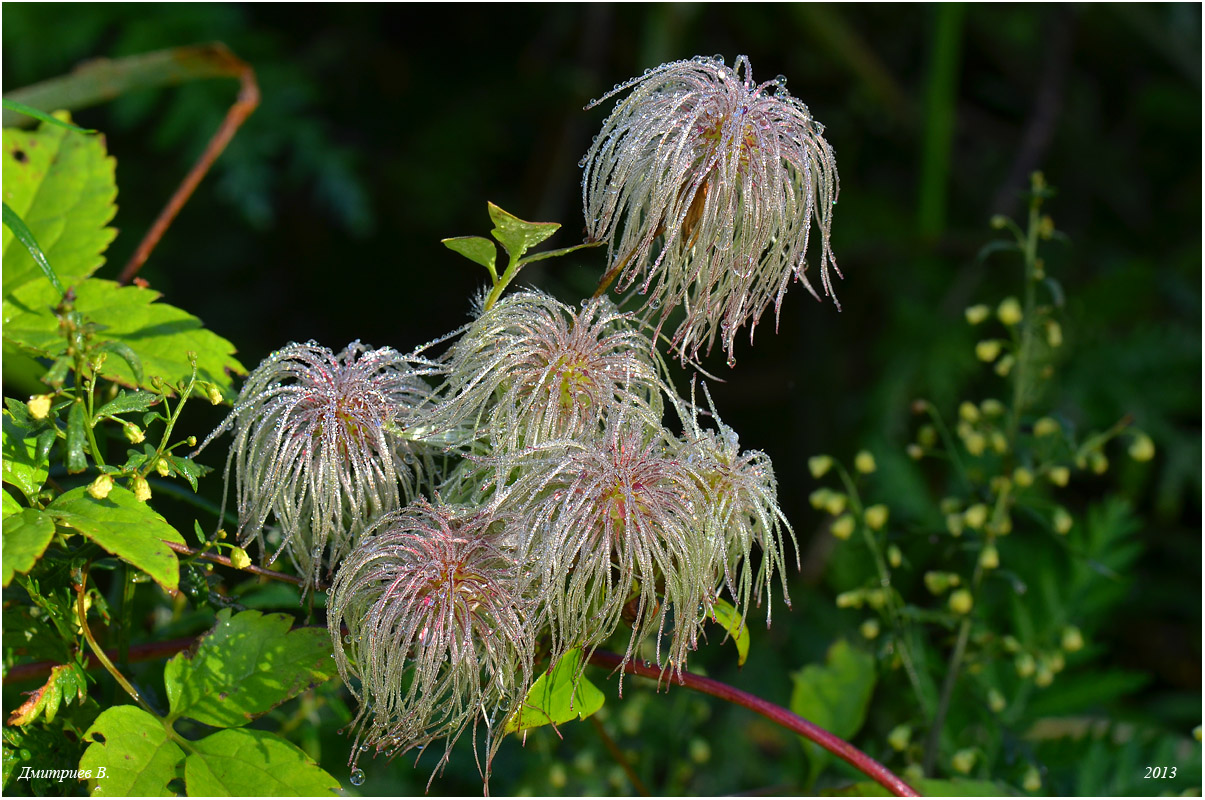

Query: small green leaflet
[
  {"left": 505, "top": 648, "right": 605, "bottom": 734},
  {"left": 183, "top": 728, "right": 340, "bottom": 796},
  {"left": 710, "top": 598, "right": 750, "bottom": 666},
  {"left": 7, "top": 663, "right": 86, "bottom": 726},
  {"left": 79, "top": 705, "right": 186, "bottom": 796},
  {"left": 2, "top": 202, "right": 65, "bottom": 296},
  {"left": 164, "top": 608, "right": 338, "bottom": 728},
  {"left": 442, "top": 235, "right": 498, "bottom": 278},
  {"left": 2, "top": 411, "right": 47, "bottom": 502},
  {"left": 47, "top": 485, "right": 185, "bottom": 592},
  {"left": 487, "top": 202, "right": 559, "bottom": 260},
  {"left": 2, "top": 508, "right": 56, "bottom": 586},
  {"left": 1, "top": 99, "right": 96, "bottom": 133}
]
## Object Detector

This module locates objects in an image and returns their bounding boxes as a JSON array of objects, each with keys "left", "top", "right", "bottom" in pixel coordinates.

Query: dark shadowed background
[{"left": 3, "top": 4, "right": 1200, "bottom": 795}]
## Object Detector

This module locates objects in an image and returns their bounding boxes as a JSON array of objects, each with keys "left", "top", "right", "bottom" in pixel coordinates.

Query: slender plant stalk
[
  {"left": 590, "top": 714, "right": 650, "bottom": 796},
  {"left": 163, "top": 540, "right": 305, "bottom": 586},
  {"left": 587, "top": 649, "right": 919, "bottom": 797},
  {"left": 75, "top": 570, "right": 156, "bottom": 717}
]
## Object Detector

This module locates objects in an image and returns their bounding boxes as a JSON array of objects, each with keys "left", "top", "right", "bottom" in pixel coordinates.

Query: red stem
[{"left": 586, "top": 650, "right": 919, "bottom": 798}]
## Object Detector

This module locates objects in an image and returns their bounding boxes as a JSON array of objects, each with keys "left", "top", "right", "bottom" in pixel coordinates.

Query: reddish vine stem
[
  {"left": 163, "top": 540, "right": 305, "bottom": 586},
  {"left": 586, "top": 650, "right": 919, "bottom": 798},
  {"left": 118, "top": 51, "right": 260, "bottom": 284},
  {"left": 5, "top": 636, "right": 199, "bottom": 685}
]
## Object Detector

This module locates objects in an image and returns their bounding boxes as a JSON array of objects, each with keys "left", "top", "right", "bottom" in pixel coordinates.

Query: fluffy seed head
[
  {"left": 433, "top": 290, "right": 664, "bottom": 450},
  {"left": 327, "top": 500, "right": 533, "bottom": 782},
  {"left": 582, "top": 54, "right": 840, "bottom": 365},
  {"left": 201, "top": 341, "right": 435, "bottom": 589}
]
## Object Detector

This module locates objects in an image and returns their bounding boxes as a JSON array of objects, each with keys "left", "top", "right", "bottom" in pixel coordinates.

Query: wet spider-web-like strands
[
  {"left": 327, "top": 500, "right": 533, "bottom": 785},
  {"left": 582, "top": 55, "right": 840, "bottom": 365},
  {"left": 200, "top": 341, "right": 437, "bottom": 589},
  {"left": 430, "top": 290, "right": 666, "bottom": 452},
  {"left": 502, "top": 416, "right": 716, "bottom": 680}
]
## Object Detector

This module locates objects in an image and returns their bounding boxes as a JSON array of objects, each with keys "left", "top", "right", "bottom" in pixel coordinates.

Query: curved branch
[{"left": 586, "top": 649, "right": 919, "bottom": 798}]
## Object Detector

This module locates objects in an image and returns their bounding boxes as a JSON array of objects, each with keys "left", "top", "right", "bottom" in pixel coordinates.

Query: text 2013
[{"left": 1145, "top": 767, "right": 1177, "bottom": 779}]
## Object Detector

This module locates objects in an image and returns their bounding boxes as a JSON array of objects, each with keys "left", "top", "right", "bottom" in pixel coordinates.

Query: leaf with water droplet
[
  {"left": 503, "top": 648, "right": 604, "bottom": 734},
  {"left": 441, "top": 236, "right": 498, "bottom": 279},
  {"left": 487, "top": 202, "right": 559, "bottom": 260},
  {"left": 709, "top": 598, "right": 750, "bottom": 666}
]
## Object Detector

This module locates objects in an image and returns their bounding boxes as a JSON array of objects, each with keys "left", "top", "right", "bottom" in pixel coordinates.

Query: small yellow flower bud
[
  {"left": 1061, "top": 625, "right": 1084, "bottom": 653},
  {"left": 854, "top": 450, "right": 877, "bottom": 474},
  {"left": 808, "top": 455, "right": 833, "bottom": 478},
  {"left": 1088, "top": 451, "right": 1108, "bottom": 475},
  {"left": 1034, "top": 661, "right": 1054, "bottom": 688},
  {"left": 1002, "top": 636, "right": 1021, "bottom": 653},
  {"left": 217, "top": 529, "right": 228, "bottom": 539},
  {"left": 1013, "top": 467, "right": 1034, "bottom": 487},
  {"left": 865, "top": 588, "right": 888, "bottom": 610},
  {"left": 939, "top": 496, "right": 962, "bottom": 514},
  {"left": 155, "top": 458, "right": 171, "bottom": 477},
  {"left": 123, "top": 423, "right": 145, "bottom": 444},
  {"left": 864, "top": 504, "right": 889, "bottom": 531},
  {"left": 964, "top": 431, "right": 987, "bottom": 456},
  {"left": 980, "top": 398, "right": 1005, "bottom": 417},
  {"left": 1033, "top": 257, "right": 1046, "bottom": 281},
  {"left": 951, "top": 748, "right": 977, "bottom": 775},
  {"left": 918, "top": 425, "right": 938, "bottom": 447},
  {"left": 959, "top": 401, "right": 980, "bottom": 423},
  {"left": 887, "top": 544, "right": 903, "bottom": 569},
  {"left": 229, "top": 546, "right": 252, "bottom": 570},
  {"left": 87, "top": 474, "right": 114, "bottom": 499},
  {"left": 906, "top": 443, "right": 924, "bottom": 460},
  {"left": 831, "top": 514, "right": 856, "bottom": 540},
  {"left": 990, "top": 475, "right": 1011, "bottom": 495},
  {"left": 946, "top": 513, "right": 964, "bottom": 537},
  {"left": 994, "top": 354, "right": 1015, "bottom": 377},
  {"left": 979, "top": 544, "right": 999, "bottom": 570},
  {"left": 903, "top": 764, "right": 925, "bottom": 785},
  {"left": 809, "top": 488, "right": 831, "bottom": 510},
  {"left": 887, "top": 724, "right": 912, "bottom": 752},
  {"left": 965, "top": 304, "right": 991, "bottom": 325},
  {"left": 1023, "top": 765, "right": 1042, "bottom": 792},
  {"left": 924, "top": 571, "right": 950, "bottom": 595},
  {"left": 28, "top": 394, "right": 53, "bottom": 419},
  {"left": 1049, "top": 651, "right": 1065, "bottom": 673},
  {"left": 824, "top": 492, "right": 848, "bottom": 516},
  {"left": 949, "top": 589, "right": 974, "bottom": 615},
  {"left": 1045, "top": 320, "right": 1063, "bottom": 348},
  {"left": 1015, "top": 652, "right": 1036, "bottom": 678},
  {"left": 990, "top": 430, "right": 1009, "bottom": 454},
  {"left": 997, "top": 297, "right": 1023, "bottom": 326},
  {"left": 131, "top": 476, "right": 152, "bottom": 503},
  {"left": 1048, "top": 466, "right": 1070, "bottom": 487},
  {"left": 1128, "top": 433, "right": 1155, "bottom": 462},
  {"left": 1038, "top": 215, "right": 1055, "bottom": 239},
  {"left": 987, "top": 688, "right": 1007, "bottom": 713},
  {"left": 975, "top": 339, "right": 1002, "bottom": 362},
  {"left": 1052, "top": 506, "right": 1073, "bottom": 535},
  {"left": 835, "top": 590, "right": 864, "bottom": 609},
  {"left": 963, "top": 504, "right": 989, "bottom": 530},
  {"left": 1033, "top": 417, "right": 1061, "bottom": 438},
  {"left": 1194, "top": 725, "right": 1202, "bottom": 743},
  {"left": 860, "top": 619, "right": 881, "bottom": 640},
  {"left": 206, "top": 383, "right": 224, "bottom": 406},
  {"left": 186, "top": 436, "right": 197, "bottom": 447}
]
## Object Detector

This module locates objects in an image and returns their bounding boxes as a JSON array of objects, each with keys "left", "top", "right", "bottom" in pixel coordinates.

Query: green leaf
[
  {"left": 47, "top": 485, "right": 185, "bottom": 592},
  {"left": 504, "top": 648, "right": 605, "bottom": 734},
  {"left": 164, "top": 455, "right": 207, "bottom": 492},
  {"left": 710, "top": 598, "right": 751, "bottom": 666},
  {"left": 790, "top": 639, "right": 877, "bottom": 776},
  {"left": 3, "top": 203, "right": 64, "bottom": 296},
  {"left": 65, "top": 399, "right": 88, "bottom": 473},
  {"left": 96, "top": 390, "right": 158, "bottom": 419},
  {"left": 4, "top": 278, "right": 245, "bottom": 394},
  {"left": 1, "top": 100, "right": 96, "bottom": 133},
  {"left": 184, "top": 728, "right": 340, "bottom": 796},
  {"left": 487, "top": 202, "right": 559, "bottom": 259},
  {"left": 2, "top": 116, "right": 116, "bottom": 297},
  {"left": 824, "top": 779, "right": 1006, "bottom": 797},
  {"left": 7, "top": 664, "right": 85, "bottom": 726},
  {"left": 3, "top": 508, "right": 56, "bottom": 586},
  {"left": 98, "top": 340, "right": 144, "bottom": 386},
  {"left": 2, "top": 412, "right": 47, "bottom": 502},
  {"left": 79, "top": 705, "right": 184, "bottom": 796},
  {"left": 164, "top": 608, "right": 338, "bottom": 728},
  {"left": 442, "top": 236, "right": 498, "bottom": 277},
  {"left": 2, "top": 489, "right": 20, "bottom": 518}
]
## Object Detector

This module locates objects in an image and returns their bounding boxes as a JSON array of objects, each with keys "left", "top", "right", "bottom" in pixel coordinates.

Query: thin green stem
[
  {"left": 76, "top": 567, "right": 156, "bottom": 718},
  {"left": 1006, "top": 187, "right": 1043, "bottom": 444}
]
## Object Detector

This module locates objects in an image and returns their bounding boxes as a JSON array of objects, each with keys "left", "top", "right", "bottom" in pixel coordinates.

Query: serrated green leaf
[
  {"left": 442, "top": 235, "right": 498, "bottom": 276},
  {"left": 165, "top": 608, "right": 338, "bottom": 728},
  {"left": 164, "top": 455, "right": 206, "bottom": 492},
  {"left": 790, "top": 639, "right": 876, "bottom": 776},
  {"left": 2, "top": 116, "right": 116, "bottom": 297},
  {"left": 505, "top": 648, "right": 604, "bottom": 734},
  {"left": 3, "top": 508, "right": 56, "bottom": 586},
  {"left": 98, "top": 340, "right": 144, "bottom": 386},
  {"left": 3, "top": 202, "right": 65, "bottom": 296},
  {"left": 2, "top": 489, "right": 20, "bottom": 518},
  {"left": 4, "top": 397, "right": 39, "bottom": 429},
  {"left": 3, "top": 278, "right": 245, "bottom": 394},
  {"left": 6, "top": 664, "right": 84, "bottom": 726},
  {"left": 96, "top": 390, "right": 158, "bottom": 419},
  {"left": 710, "top": 598, "right": 750, "bottom": 666},
  {"left": 65, "top": 399, "right": 88, "bottom": 473},
  {"left": 487, "top": 202, "right": 559, "bottom": 259},
  {"left": 79, "top": 705, "right": 184, "bottom": 796},
  {"left": 47, "top": 485, "right": 184, "bottom": 592},
  {"left": 2, "top": 412, "right": 47, "bottom": 502},
  {"left": 184, "top": 728, "right": 340, "bottom": 796}
]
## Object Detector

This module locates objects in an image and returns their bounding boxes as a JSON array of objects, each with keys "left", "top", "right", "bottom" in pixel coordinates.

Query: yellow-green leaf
[
  {"left": 80, "top": 705, "right": 185, "bottom": 796},
  {"left": 710, "top": 598, "right": 751, "bottom": 666},
  {"left": 505, "top": 648, "right": 604, "bottom": 734}
]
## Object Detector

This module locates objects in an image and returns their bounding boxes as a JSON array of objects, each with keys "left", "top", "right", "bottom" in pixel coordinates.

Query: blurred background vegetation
[{"left": 3, "top": 3, "right": 1199, "bottom": 796}]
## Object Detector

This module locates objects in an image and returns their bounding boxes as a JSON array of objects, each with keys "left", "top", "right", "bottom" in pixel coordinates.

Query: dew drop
[
  {"left": 343, "top": 634, "right": 352, "bottom": 644},
  {"left": 311, "top": 546, "right": 322, "bottom": 558},
  {"left": 713, "top": 54, "right": 725, "bottom": 64},
  {"left": 360, "top": 744, "right": 369, "bottom": 752},
  {"left": 349, "top": 768, "right": 365, "bottom": 786}
]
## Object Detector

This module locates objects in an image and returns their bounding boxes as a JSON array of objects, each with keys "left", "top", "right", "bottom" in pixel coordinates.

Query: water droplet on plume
[{"left": 349, "top": 768, "right": 365, "bottom": 786}]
